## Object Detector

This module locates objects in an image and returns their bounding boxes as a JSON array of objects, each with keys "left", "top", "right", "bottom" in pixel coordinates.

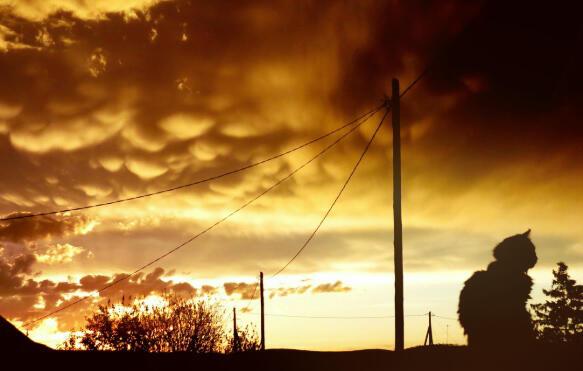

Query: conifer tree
[{"left": 531, "top": 262, "right": 583, "bottom": 344}]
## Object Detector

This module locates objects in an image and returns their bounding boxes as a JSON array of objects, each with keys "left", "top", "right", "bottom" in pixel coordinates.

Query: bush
[{"left": 62, "top": 294, "right": 258, "bottom": 353}]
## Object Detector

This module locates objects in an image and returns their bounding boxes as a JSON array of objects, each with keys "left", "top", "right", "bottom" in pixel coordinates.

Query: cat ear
[{"left": 522, "top": 229, "right": 531, "bottom": 237}]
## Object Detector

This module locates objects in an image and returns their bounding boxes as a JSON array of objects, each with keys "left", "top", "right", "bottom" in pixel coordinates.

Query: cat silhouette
[{"left": 458, "top": 230, "right": 537, "bottom": 348}]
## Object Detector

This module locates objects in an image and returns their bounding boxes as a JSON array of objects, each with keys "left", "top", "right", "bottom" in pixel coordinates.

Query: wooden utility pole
[
  {"left": 392, "top": 78, "right": 404, "bottom": 351},
  {"left": 233, "top": 307, "right": 240, "bottom": 352},
  {"left": 260, "top": 271, "right": 265, "bottom": 351},
  {"left": 424, "top": 311, "right": 434, "bottom": 346}
]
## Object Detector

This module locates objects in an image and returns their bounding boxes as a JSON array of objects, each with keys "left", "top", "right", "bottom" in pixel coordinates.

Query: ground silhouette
[
  {"left": 2, "top": 344, "right": 581, "bottom": 371},
  {"left": 0, "top": 315, "right": 49, "bottom": 352},
  {"left": 458, "top": 230, "right": 538, "bottom": 348},
  {"left": 2, "top": 314, "right": 581, "bottom": 370}
]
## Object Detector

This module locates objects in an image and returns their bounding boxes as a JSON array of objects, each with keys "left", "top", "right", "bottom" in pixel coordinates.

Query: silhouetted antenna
[
  {"left": 22, "top": 108, "right": 381, "bottom": 328},
  {"left": 423, "top": 311, "right": 434, "bottom": 346},
  {"left": 1, "top": 105, "right": 383, "bottom": 222}
]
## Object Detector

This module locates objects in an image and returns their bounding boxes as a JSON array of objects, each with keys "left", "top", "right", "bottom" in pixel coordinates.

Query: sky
[{"left": 0, "top": 0, "right": 582, "bottom": 350}]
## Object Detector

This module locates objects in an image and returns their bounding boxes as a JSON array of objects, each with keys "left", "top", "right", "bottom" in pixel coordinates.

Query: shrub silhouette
[
  {"left": 530, "top": 262, "right": 583, "bottom": 344},
  {"left": 226, "top": 323, "right": 261, "bottom": 353},
  {"left": 458, "top": 230, "right": 537, "bottom": 348},
  {"left": 62, "top": 294, "right": 258, "bottom": 353}
]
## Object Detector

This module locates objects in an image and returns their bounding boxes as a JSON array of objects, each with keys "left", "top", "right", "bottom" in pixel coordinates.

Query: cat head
[{"left": 493, "top": 229, "right": 537, "bottom": 272}]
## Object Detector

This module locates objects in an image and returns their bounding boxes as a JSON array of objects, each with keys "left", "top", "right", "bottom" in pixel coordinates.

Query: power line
[
  {"left": 23, "top": 107, "right": 381, "bottom": 328},
  {"left": 240, "top": 312, "right": 429, "bottom": 319},
  {"left": 270, "top": 107, "right": 390, "bottom": 278},
  {"left": 433, "top": 314, "right": 458, "bottom": 321},
  {"left": 240, "top": 109, "right": 391, "bottom": 310},
  {"left": 1, "top": 105, "right": 384, "bottom": 222},
  {"left": 259, "top": 313, "right": 394, "bottom": 319},
  {"left": 239, "top": 49, "right": 445, "bottom": 311}
]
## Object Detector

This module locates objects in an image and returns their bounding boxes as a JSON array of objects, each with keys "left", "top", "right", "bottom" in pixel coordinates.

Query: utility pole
[
  {"left": 260, "top": 271, "right": 265, "bottom": 351},
  {"left": 233, "top": 307, "right": 240, "bottom": 352},
  {"left": 424, "top": 311, "right": 434, "bottom": 346},
  {"left": 392, "top": 78, "right": 404, "bottom": 352}
]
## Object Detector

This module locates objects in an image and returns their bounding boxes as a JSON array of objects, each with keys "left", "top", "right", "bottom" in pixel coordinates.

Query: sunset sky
[{"left": 0, "top": 0, "right": 582, "bottom": 350}]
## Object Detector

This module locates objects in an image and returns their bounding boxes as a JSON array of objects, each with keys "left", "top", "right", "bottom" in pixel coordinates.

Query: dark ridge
[{"left": 0, "top": 315, "right": 51, "bottom": 352}]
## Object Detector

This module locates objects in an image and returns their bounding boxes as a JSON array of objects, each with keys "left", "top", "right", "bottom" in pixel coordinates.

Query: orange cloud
[
  {"left": 223, "top": 282, "right": 257, "bottom": 300},
  {"left": 0, "top": 213, "right": 95, "bottom": 243},
  {"left": 311, "top": 281, "right": 351, "bottom": 294}
]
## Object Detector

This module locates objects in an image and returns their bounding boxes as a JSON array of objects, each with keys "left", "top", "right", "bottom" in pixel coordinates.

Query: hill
[{"left": 0, "top": 315, "right": 51, "bottom": 352}]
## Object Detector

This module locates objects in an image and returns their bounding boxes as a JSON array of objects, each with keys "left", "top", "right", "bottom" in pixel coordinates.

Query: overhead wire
[
  {"left": 239, "top": 312, "right": 429, "bottom": 319},
  {"left": 23, "top": 105, "right": 382, "bottom": 328},
  {"left": 433, "top": 314, "right": 458, "bottom": 321},
  {"left": 270, "top": 107, "right": 390, "bottom": 278},
  {"left": 1, "top": 105, "right": 383, "bottom": 222}
]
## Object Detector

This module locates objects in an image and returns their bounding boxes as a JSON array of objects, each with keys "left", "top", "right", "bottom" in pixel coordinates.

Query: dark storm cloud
[
  {"left": 0, "top": 212, "right": 93, "bottom": 243},
  {"left": 0, "top": 1, "right": 481, "bottom": 215},
  {"left": 0, "top": 0, "right": 579, "bottom": 221}
]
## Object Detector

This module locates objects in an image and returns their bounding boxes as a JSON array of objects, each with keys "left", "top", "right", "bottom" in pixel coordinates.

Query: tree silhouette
[
  {"left": 61, "top": 295, "right": 259, "bottom": 352},
  {"left": 530, "top": 262, "right": 583, "bottom": 344}
]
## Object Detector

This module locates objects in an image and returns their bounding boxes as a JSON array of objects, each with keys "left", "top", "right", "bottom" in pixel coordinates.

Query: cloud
[
  {"left": 200, "top": 285, "right": 218, "bottom": 295},
  {"left": 125, "top": 157, "right": 168, "bottom": 179},
  {"left": 311, "top": 280, "right": 351, "bottom": 294},
  {"left": 0, "top": 0, "right": 164, "bottom": 21},
  {"left": 0, "top": 262, "right": 200, "bottom": 330},
  {"left": 8, "top": 108, "right": 129, "bottom": 153},
  {"left": 159, "top": 113, "right": 214, "bottom": 140},
  {"left": 35, "top": 243, "right": 86, "bottom": 264},
  {"left": 223, "top": 280, "right": 351, "bottom": 300},
  {"left": 223, "top": 282, "right": 257, "bottom": 300},
  {"left": 269, "top": 284, "right": 311, "bottom": 299},
  {"left": 0, "top": 253, "right": 36, "bottom": 295},
  {"left": 0, "top": 213, "right": 95, "bottom": 244}
]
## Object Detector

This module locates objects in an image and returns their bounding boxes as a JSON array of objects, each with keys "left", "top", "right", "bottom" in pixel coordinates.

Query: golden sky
[{"left": 0, "top": 0, "right": 582, "bottom": 349}]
